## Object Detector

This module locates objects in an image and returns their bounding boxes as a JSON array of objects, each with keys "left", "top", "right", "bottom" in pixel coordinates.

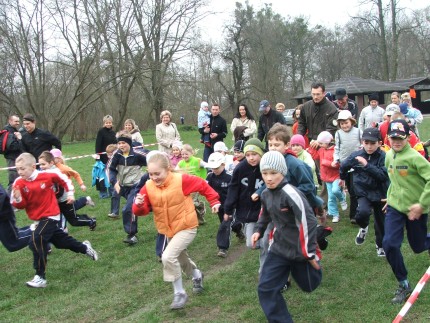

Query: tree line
[{"left": 0, "top": 0, "right": 428, "bottom": 140}]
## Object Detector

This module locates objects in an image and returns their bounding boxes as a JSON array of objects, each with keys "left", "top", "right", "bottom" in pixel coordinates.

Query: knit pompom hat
[
  {"left": 260, "top": 151, "right": 288, "bottom": 176},
  {"left": 290, "top": 134, "right": 306, "bottom": 148},
  {"left": 317, "top": 131, "right": 333, "bottom": 144},
  {"left": 244, "top": 138, "right": 265, "bottom": 156}
]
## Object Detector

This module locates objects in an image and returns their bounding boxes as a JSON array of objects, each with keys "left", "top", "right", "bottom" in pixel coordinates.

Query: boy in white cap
[
  {"left": 252, "top": 150, "right": 321, "bottom": 323},
  {"left": 213, "top": 141, "right": 234, "bottom": 174},
  {"left": 206, "top": 152, "right": 232, "bottom": 257}
]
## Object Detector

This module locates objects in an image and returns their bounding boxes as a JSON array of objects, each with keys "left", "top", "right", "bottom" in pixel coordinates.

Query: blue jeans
[
  {"left": 326, "top": 179, "right": 345, "bottom": 217},
  {"left": 383, "top": 206, "right": 430, "bottom": 282},
  {"left": 110, "top": 186, "right": 120, "bottom": 215},
  {"left": 258, "top": 251, "right": 322, "bottom": 323},
  {"left": 120, "top": 186, "right": 138, "bottom": 236}
]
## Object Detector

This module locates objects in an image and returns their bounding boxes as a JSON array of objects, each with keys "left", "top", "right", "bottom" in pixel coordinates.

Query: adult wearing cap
[
  {"left": 382, "top": 118, "right": 430, "bottom": 304},
  {"left": 297, "top": 82, "right": 338, "bottom": 150},
  {"left": 202, "top": 104, "right": 227, "bottom": 162},
  {"left": 333, "top": 88, "right": 358, "bottom": 119},
  {"left": 358, "top": 93, "right": 385, "bottom": 131},
  {"left": 21, "top": 113, "right": 61, "bottom": 161},
  {"left": 257, "top": 100, "right": 286, "bottom": 149},
  {"left": 379, "top": 104, "right": 400, "bottom": 141}
]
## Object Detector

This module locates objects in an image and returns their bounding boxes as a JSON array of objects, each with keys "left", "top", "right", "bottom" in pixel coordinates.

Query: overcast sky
[{"left": 201, "top": 0, "right": 429, "bottom": 42}]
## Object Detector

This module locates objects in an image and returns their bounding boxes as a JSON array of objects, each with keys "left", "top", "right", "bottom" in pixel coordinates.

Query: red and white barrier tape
[
  {"left": 392, "top": 265, "right": 430, "bottom": 323},
  {"left": 0, "top": 142, "right": 159, "bottom": 170}
]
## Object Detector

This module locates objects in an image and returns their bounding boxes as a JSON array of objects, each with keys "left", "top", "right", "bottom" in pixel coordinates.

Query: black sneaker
[
  {"left": 123, "top": 235, "right": 138, "bottom": 245},
  {"left": 391, "top": 284, "right": 412, "bottom": 304},
  {"left": 355, "top": 226, "right": 368, "bottom": 245},
  {"left": 89, "top": 218, "right": 97, "bottom": 231}
]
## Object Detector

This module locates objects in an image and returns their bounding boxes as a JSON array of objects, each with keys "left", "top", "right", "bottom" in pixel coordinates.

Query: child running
[
  {"left": 177, "top": 144, "right": 208, "bottom": 225},
  {"left": 309, "top": 131, "right": 348, "bottom": 223},
  {"left": 251, "top": 150, "right": 321, "bottom": 322},
  {"left": 169, "top": 140, "right": 183, "bottom": 168},
  {"left": 132, "top": 151, "right": 220, "bottom": 310},
  {"left": 39, "top": 151, "right": 97, "bottom": 230},
  {"left": 12, "top": 153, "right": 98, "bottom": 288},
  {"left": 332, "top": 110, "right": 362, "bottom": 224},
  {"left": 383, "top": 119, "right": 430, "bottom": 304},
  {"left": 205, "top": 152, "right": 232, "bottom": 257},
  {"left": 340, "top": 128, "right": 389, "bottom": 256}
]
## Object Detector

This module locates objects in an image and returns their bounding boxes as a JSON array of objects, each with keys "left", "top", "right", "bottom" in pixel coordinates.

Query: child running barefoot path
[
  {"left": 132, "top": 151, "right": 220, "bottom": 310},
  {"left": 252, "top": 151, "right": 322, "bottom": 323},
  {"left": 12, "top": 153, "right": 98, "bottom": 288}
]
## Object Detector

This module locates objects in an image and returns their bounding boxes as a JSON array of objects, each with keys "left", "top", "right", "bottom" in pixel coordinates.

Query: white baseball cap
[{"left": 206, "top": 152, "right": 225, "bottom": 169}]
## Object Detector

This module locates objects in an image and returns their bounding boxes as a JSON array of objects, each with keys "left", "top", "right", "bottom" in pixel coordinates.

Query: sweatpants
[
  {"left": 0, "top": 217, "right": 32, "bottom": 252},
  {"left": 355, "top": 197, "right": 385, "bottom": 247},
  {"left": 382, "top": 206, "right": 430, "bottom": 282},
  {"left": 59, "top": 201, "right": 93, "bottom": 227},
  {"left": 258, "top": 251, "right": 322, "bottom": 323},
  {"left": 120, "top": 185, "right": 138, "bottom": 236},
  {"left": 29, "top": 218, "right": 87, "bottom": 278}
]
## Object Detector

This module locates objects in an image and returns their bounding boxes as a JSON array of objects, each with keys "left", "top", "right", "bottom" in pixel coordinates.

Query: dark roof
[
  {"left": 294, "top": 76, "right": 430, "bottom": 99},
  {"left": 390, "top": 77, "right": 430, "bottom": 90}
]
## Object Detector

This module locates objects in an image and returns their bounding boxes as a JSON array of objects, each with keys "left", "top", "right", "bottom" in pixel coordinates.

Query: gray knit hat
[{"left": 260, "top": 151, "right": 288, "bottom": 176}]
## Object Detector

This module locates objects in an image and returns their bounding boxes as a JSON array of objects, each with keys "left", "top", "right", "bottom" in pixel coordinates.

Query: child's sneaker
[
  {"left": 170, "top": 292, "right": 188, "bottom": 310},
  {"left": 340, "top": 200, "right": 348, "bottom": 211},
  {"left": 26, "top": 275, "right": 47, "bottom": 288},
  {"left": 83, "top": 240, "right": 98, "bottom": 260},
  {"left": 108, "top": 213, "right": 120, "bottom": 219},
  {"left": 192, "top": 272, "right": 204, "bottom": 293},
  {"left": 355, "top": 226, "right": 368, "bottom": 245},
  {"left": 332, "top": 216, "right": 339, "bottom": 223},
  {"left": 217, "top": 249, "right": 227, "bottom": 258},
  {"left": 123, "top": 235, "right": 138, "bottom": 245},
  {"left": 89, "top": 218, "right": 97, "bottom": 231},
  {"left": 376, "top": 246, "right": 386, "bottom": 257},
  {"left": 391, "top": 284, "right": 412, "bottom": 304},
  {"left": 86, "top": 196, "right": 95, "bottom": 207}
]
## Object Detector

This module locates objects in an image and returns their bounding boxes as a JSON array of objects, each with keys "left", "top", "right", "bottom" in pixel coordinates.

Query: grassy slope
[{"left": 0, "top": 120, "right": 429, "bottom": 322}]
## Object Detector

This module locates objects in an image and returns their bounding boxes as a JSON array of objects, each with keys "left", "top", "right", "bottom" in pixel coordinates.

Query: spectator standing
[
  {"left": 21, "top": 113, "right": 61, "bottom": 161},
  {"left": 197, "top": 101, "right": 211, "bottom": 147},
  {"left": 230, "top": 104, "right": 257, "bottom": 142},
  {"left": 95, "top": 115, "right": 117, "bottom": 198},
  {"left": 2, "top": 115, "right": 23, "bottom": 193},
  {"left": 358, "top": 93, "right": 385, "bottom": 131},
  {"left": 275, "top": 103, "right": 285, "bottom": 113},
  {"left": 333, "top": 88, "right": 358, "bottom": 119},
  {"left": 201, "top": 104, "right": 227, "bottom": 162},
  {"left": 156, "top": 110, "right": 181, "bottom": 154},
  {"left": 257, "top": 100, "right": 286, "bottom": 149},
  {"left": 297, "top": 82, "right": 338, "bottom": 149},
  {"left": 124, "top": 119, "right": 143, "bottom": 145}
]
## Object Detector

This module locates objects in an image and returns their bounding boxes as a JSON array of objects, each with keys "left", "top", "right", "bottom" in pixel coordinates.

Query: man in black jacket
[
  {"left": 21, "top": 113, "right": 61, "bottom": 161},
  {"left": 333, "top": 88, "right": 358, "bottom": 120},
  {"left": 2, "top": 115, "right": 23, "bottom": 193},
  {"left": 200, "top": 104, "right": 227, "bottom": 162},
  {"left": 257, "top": 100, "right": 286, "bottom": 149}
]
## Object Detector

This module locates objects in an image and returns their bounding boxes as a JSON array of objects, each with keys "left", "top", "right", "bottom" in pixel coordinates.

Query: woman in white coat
[
  {"left": 156, "top": 110, "right": 181, "bottom": 154},
  {"left": 230, "top": 104, "right": 257, "bottom": 142}
]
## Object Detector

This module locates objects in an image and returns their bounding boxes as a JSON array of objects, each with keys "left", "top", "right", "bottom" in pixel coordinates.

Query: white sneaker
[
  {"left": 86, "top": 196, "right": 95, "bottom": 207},
  {"left": 83, "top": 240, "right": 98, "bottom": 261},
  {"left": 376, "top": 244, "right": 386, "bottom": 257},
  {"left": 340, "top": 200, "right": 348, "bottom": 211},
  {"left": 26, "top": 275, "right": 47, "bottom": 288},
  {"left": 332, "top": 216, "right": 339, "bottom": 223}
]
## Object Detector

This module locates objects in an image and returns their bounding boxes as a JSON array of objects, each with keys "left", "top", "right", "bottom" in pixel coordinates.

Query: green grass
[{"left": 0, "top": 119, "right": 429, "bottom": 322}]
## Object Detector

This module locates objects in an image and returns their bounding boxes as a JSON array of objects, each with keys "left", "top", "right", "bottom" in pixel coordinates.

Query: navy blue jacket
[
  {"left": 224, "top": 160, "right": 264, "bottom": 223},
  {"left": 339, "top": 148, "right": 389, "bottom": 202}
]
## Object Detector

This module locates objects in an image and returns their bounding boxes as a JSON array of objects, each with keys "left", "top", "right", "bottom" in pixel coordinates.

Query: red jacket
[
  {"left": 12, "top": 171, "right": 74, "bottom": 221},
  {"left": 308, "top": 145, "right": 340, "bottom": 182}
]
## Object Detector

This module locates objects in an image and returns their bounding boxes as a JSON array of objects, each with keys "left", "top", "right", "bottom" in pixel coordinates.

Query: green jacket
[{"left": 385, "top": 143, "right": 430, "bottom": 214}]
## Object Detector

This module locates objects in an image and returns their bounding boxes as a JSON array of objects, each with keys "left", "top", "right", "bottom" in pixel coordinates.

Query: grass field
[{"left": 0, "top": 120, "right": 429, "bottom": 322}]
